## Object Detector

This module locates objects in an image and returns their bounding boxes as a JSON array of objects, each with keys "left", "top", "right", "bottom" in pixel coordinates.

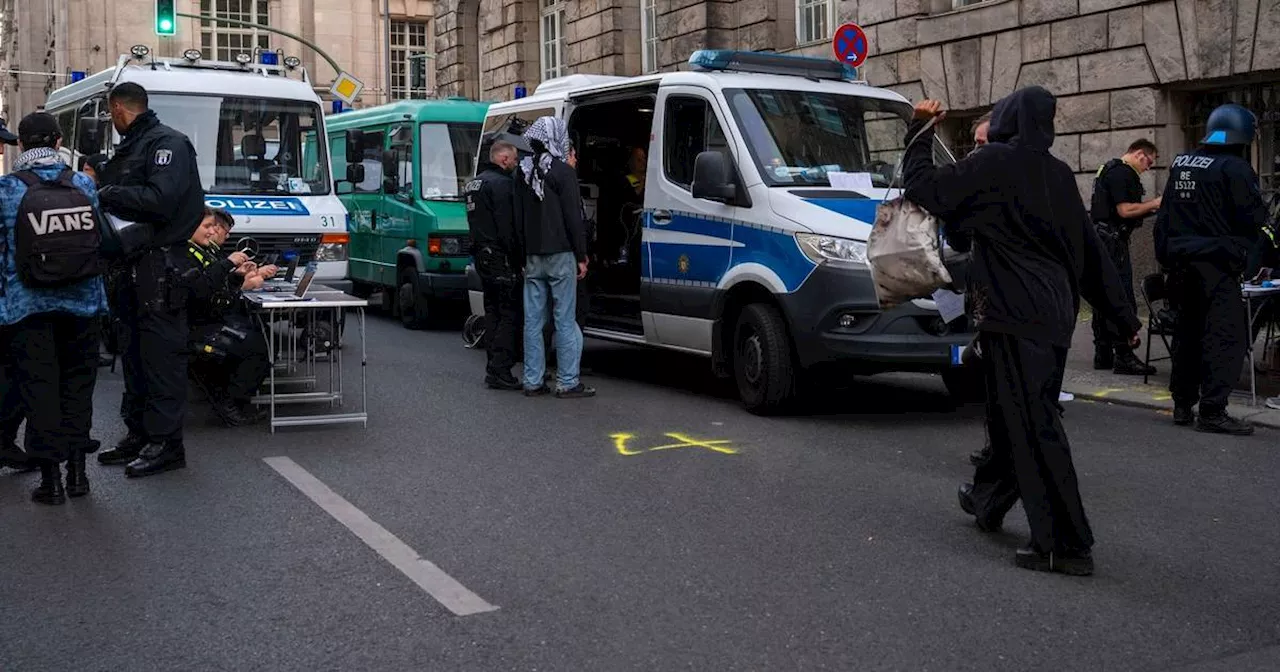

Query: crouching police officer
[
  {"left": 184, "top": 208, "right": 271, "bottom": 426},
  {"left": 94, "top": 82, "right": 206, "bottom": 476},
  {"left": 1155, "top": 103, "right": 1269, "bottom": 436},
  {"left": 466, "top": 135, "right": 525, "bottom": 390}
]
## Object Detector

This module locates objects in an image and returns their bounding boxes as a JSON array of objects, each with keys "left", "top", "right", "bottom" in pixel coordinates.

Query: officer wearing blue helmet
[{"left": 1154, "top": 104, "right": 1269, "bottom": 435}]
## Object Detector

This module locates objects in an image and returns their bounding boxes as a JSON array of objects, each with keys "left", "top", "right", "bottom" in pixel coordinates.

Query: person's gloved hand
[{"left": 1129, "top": 333, "right": 1142, "bottom": 349}]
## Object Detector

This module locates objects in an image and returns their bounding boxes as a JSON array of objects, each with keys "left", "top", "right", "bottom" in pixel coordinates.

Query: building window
[
  {"left": 951, "top": 0, "right": 990, "bottom": 7},
  {"left": 796, "top": 0, "right": 831, "bottom": 46},
  {"left": 541, "top": 0, "right": 565, "bottom": 81},
  {"left": 640, "top": 0, "right": 658, "bottom": 74},
  {"left": 200, "top": 0, "right": 270, "bottom": 62},
  {"left": 390, "top": 20, "right": 431, "bottom": 100}
]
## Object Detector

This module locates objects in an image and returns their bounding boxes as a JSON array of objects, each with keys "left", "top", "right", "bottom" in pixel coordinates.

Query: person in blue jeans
[{"left": 513, "top": 116, "right": 595, "bottom": 398}]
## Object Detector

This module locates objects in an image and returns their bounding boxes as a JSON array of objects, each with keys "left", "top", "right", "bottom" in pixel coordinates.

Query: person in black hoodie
[
  {"left": 902, "top": 87, "right": 1140, "bottom": 576},
  {"left": 514, "top": 116, "right": 595, "bottom": 399},
  {"left": 466, "top": 134, "right": 525, "bottom": 390}
]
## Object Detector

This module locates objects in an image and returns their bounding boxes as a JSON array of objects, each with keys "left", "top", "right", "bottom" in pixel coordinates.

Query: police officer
[
  {"left": 1155, "top": 104, "right": 1269, "bottom": 435},
  {"left": 94, "top": 82, "right": 206, "bottom": 476},
  {"left": 183, "top": 208, "right": 270, "bottom": 426},
  {"left": 466, "top": 135, "right": 524, "bottom": 390},
  {"left": 1090, "top": 139, "right": 1163, "bottom": 375}
]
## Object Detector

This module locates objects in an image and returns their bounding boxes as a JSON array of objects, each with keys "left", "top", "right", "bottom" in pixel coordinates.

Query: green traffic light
[{"left": 159, "top": 19, "right": 173, "bottom": 31}]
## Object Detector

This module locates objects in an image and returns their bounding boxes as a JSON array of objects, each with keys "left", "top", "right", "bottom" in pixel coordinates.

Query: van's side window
[
  {"left": 663, "top": 96, "right": 730, "bottom": 190},
  {"left": 356, "top": 131, "right": 386, "bottom": 193}
]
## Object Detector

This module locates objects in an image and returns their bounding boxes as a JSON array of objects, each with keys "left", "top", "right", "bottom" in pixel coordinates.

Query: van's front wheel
[
  {"left": 397, "top": 270, "right": 430, "bottom": 330},
  {"left": 733, "top": 303, "right": 797, "bottom": 415}
]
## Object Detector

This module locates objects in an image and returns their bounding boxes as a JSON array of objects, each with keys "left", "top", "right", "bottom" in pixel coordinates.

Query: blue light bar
[
  {"left": 688, "top": 50, "right": 857, "bottom": 81},
  {"left": 260, "top": 52, "right": 279, "bottom": 66}
]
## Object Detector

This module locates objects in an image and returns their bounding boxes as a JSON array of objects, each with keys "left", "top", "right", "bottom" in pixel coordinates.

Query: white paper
[
  {"left": 931, "top": 288, "right": 965, "bottom": 323},
  {"left": 828, "top": 171, "right": 875, "bottom": 192}
]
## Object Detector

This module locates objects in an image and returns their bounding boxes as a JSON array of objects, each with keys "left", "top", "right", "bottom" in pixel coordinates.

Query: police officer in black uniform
[
  {"left": 1155, "top": 104, "right": 1269, "bottom": 435},
  {"left": 183, "top": 208, "right": 270, "bottom": 426},
  {"left": 466, "top": 134, "right": 525, "bottom": 390},
  {"left": 94, "top": 82, "right": 206, "bottom": 476},
  {"left": 1090, "top": 139, "right": 1163, "bottom": 375}
]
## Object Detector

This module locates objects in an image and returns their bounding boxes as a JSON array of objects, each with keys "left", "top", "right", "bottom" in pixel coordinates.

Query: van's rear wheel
[
  {"left": 733, "top": 303, "right": 797, "bottom": 415},
  {"left": 397, "top": 269, "right": 430, "bottom": 330}
]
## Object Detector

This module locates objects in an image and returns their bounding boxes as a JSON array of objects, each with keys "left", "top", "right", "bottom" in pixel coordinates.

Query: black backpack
[{"left": 11, "top": 168, "right": 102, "bottom": 288}]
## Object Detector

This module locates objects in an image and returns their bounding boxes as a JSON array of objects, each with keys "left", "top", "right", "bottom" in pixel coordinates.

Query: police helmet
[{"left": 1201, "top": 103, "right": 1257, "bottom": 146}]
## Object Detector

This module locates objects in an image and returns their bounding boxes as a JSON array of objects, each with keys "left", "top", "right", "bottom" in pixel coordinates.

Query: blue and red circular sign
[{"left": 833, "top": 23, "right": 869, "bottom": 68}]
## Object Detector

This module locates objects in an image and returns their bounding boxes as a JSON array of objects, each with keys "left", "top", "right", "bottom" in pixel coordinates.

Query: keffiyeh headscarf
[{"left": 519, "top": 116, "right": 571, "bottom": 201}]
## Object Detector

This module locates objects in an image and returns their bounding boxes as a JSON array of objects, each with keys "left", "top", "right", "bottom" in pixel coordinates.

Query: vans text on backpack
[{"left": 10, "top": 168, "right": 102, "bottom": 288}]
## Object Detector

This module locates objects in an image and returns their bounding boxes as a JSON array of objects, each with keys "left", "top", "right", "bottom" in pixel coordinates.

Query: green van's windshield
[
  {"left": 148, "top": 94, "right": 330, "bottom": 195},
  {"left": 420, "top": 122, "right": 482, "bottom": 200},
  {"left": 725, "top": 88, "right": 952, "bottom": 188}
]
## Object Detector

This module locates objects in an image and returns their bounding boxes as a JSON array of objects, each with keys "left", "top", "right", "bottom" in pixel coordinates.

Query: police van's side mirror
[
  {"left": 345, "top": 163, "right": 366, "bottom": 184},
  {"left": 77, "top": 118, "right": 105, "bottom": 156},
  {"left": 381, "top": 150, "right": 400, "bottom": 194},
  {"left": 691, "top": 151, "right": 738, "bottom": 204},
  {"left": 344, "top": 129, "right": 365, "bottom": 165}
]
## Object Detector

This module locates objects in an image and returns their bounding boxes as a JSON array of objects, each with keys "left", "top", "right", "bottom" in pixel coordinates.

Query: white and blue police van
[
  {"left": 43, "top": 45, "right": 350, "bottom": 288},
  {"left": 472, "top": 50, "right": 976, "bottom": 413}
]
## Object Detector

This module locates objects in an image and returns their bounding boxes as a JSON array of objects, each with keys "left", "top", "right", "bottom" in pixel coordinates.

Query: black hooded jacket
[{"left": 901, "top": 86, "right": 1140, "bottom": 348}]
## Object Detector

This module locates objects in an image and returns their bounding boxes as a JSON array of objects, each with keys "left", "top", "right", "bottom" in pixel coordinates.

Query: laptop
[{"left": 264, "top": 264, "right": 317, "bottom": 302}]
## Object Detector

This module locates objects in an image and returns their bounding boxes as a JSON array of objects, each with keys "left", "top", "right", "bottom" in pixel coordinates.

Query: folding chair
[{"left": 1140, "top": 273, "right": 1177, "bottom": 385}]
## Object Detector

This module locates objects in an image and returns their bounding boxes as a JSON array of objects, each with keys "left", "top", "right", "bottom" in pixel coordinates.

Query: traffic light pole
[{"left": 174, "top": 11, "right": 343, "bottom": 77}]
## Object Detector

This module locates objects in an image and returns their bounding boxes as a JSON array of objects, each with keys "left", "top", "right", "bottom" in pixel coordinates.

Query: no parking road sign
[{"left": 832, "top": 23, "right": 869, "bottom": 68}]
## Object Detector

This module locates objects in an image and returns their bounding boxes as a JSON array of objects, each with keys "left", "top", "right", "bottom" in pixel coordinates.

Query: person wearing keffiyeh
[{"left": 512, "top": 116, "right": 595, "bottom": 398}]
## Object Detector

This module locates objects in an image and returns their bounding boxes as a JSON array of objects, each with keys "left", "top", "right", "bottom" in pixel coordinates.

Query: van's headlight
[
  {"left": 796, "top": 233, "right": 868, "bottom": 266},
  {"left": 315, "top": 233, "right": 349, "bottom": 262}
]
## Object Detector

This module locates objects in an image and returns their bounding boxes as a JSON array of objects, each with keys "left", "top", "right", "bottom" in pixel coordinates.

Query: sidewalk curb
[{"left": 1063, "top": 384, "right": 1280, "bottom": 430}]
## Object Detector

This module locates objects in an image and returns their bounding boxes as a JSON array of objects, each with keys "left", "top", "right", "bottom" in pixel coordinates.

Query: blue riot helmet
[{"left": 1200, "top": 103, "right": 1257, "bottom": 146}]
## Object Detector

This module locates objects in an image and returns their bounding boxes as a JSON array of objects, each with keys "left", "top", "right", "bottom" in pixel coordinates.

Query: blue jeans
[{"left": 523, "top": 252, "right": 583, "bottom": 390}]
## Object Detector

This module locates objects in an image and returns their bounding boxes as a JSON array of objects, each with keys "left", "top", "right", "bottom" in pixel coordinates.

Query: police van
[
  {"left": 475, "top": 50, "right": 977, "bottom": 413},
  {"left": 43, "top": 45, "right": 350, "bottom": 287}
]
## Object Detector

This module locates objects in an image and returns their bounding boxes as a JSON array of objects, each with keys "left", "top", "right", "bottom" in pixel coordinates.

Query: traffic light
[
  {"left": 410, "top": 55, "right": 426, "bottom": 90},
  {"left": 155, "top": 0, "right": 176, "bottom": 36}
]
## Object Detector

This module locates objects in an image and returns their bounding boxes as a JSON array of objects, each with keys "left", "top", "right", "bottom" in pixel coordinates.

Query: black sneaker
[
  {"left": 523, "top": 386, "right": 551, "bottom": 397},
  {"left": 1015, "top": 545, "right": 1094, "bottom": 576},
  {"left": 1173, "top": 405, "right": 1195, "bottom": 426},
  {"left": 1196, "top": 412, "right": 1254, "bottom": 436},
  {"left": 555, "top": 384, "right": 596, "bottom": 399},
  {"left": 1093, "top": 351, "right": 1114, "bottom": 370},
  {"left": 485, "top": 374, "right": 522, "bottom": 391}
]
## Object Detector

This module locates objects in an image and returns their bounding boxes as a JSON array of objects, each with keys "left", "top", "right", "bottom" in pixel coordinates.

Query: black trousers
[
  {"left": 6, "top": 313, "right": 100, "bottom": 463},
  {"left": 1091, "top": 227, "right": 1137, "bottom": 355},
  {"left": 1168, "top": 262, "right": 1247, "bottom": 416},
  {"left": 481, "top": 272, "right": 521, "bottom": 377},
  {"left": 0, "top": 328, "right": 25, "bottom": 450},
  {"left": 117, "top": 254, "right": 190, "bottom": 444},
  {"left": 190, "top": 321, "right": 271, "bottom": 404},
  {"left": 969, "top": 332, "right": 1093, "bottom": 554}
]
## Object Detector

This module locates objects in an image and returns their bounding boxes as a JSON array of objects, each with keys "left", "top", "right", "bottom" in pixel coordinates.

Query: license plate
[{"left": 950, "top": 344, "right": 965, "bottom": 367}]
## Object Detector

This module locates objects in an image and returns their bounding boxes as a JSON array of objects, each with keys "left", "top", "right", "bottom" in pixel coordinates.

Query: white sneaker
[
  {"left": 1058, "top": 391, "right": 1074, "bottom": 402},
  {"left": 1265, "top": 396, "right": 1280, "bottom": 410}
]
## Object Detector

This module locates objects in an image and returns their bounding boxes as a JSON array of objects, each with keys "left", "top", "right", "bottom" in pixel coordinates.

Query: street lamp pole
[{"left": 383, "top": 0, "right": 391, "bottom": 102}]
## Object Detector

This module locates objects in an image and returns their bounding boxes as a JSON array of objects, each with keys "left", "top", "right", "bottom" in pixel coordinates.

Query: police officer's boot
[
  {"left": 1112, "top": 350, "right": 1156, "bottom": 376},
  {"left": 65, "top": 450, "right": 90, "bottom": 498},
  {"left": 1092, "top": 349, "right": 1114, "bottom": 370},
  {"left": 98, "top": 432, "right": 148, "bottom": 466},
  {"left": 31, "top": 460, "right": 66, "bottom": 506},
  {"left": 124, "top": 441, "right": 187, "bottom": 478},
  {"left": 1195, "top": 411, "right": 1254, "bottom": 436}
]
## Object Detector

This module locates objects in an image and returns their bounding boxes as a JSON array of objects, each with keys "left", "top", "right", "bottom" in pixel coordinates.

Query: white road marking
[{"left": 264, "top": 456, "right": 499, "bottom": 617}]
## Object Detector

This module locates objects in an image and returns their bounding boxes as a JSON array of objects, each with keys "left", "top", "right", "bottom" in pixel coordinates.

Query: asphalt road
[{"left": 3, "top": 313, "right": 1280, "bottom": 671}]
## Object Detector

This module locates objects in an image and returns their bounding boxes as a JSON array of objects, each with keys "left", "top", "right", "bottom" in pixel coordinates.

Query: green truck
[{"left": 326, "top": 98, "right": 489, "bottom": 328}]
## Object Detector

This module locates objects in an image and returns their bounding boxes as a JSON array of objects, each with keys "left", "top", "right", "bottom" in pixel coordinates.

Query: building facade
[
  {"left": 435, "top": 0, "right": 1279, "bottom": 279},
  {"left": 1, "top": 0, "right": 436, "bottom": 126}
]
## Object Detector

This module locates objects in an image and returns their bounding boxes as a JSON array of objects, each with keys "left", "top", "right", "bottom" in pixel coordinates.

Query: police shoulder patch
[{"left": 154, "top": 149, "right": 173, "bottom": 166}]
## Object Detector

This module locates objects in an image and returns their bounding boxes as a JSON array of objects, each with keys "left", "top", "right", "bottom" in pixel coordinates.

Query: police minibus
[
  {"left": 473, "top": 50, "right": 978, "bottom": 413},
  {"left": 43, "top": 45, "right": 350, "bottom": 287}
]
